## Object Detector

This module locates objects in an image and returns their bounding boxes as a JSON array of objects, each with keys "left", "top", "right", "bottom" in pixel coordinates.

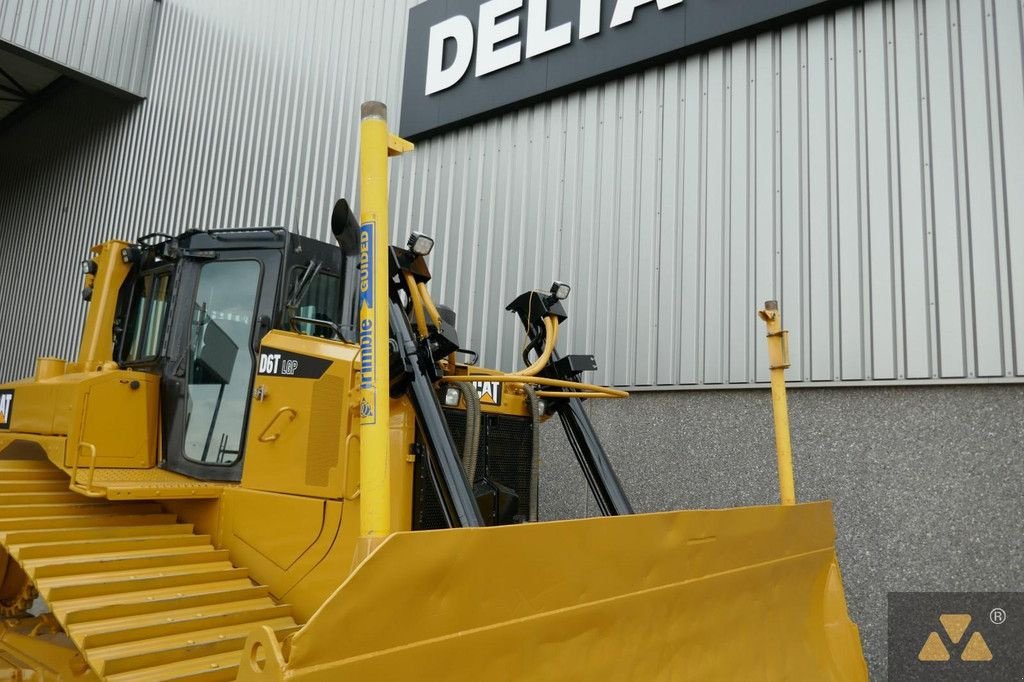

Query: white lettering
[
  {"left": 259, "top": 353, "right": 281, "bottom": 374},
  {"left": 525, "top": 0, "right": 571, "bottom": 58},
  {"left": 425, "top": 15, "right": 475, "bottom": 95},
  {"left": 578, "top": 0, "right": 601, "bottom": 38},
  {"left": 476, "top": 0, "right": 523, "bottom": 77},
  {"left": 610, "top": 0, "right": 683, "bottom": 28},
  {"left": 424, "top": 0, "right": 687, "bottom": 93}
]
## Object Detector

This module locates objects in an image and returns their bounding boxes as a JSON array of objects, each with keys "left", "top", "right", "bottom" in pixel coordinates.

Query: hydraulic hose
[
  {"left": 418, "top": 282, "right": 443, "bottom": 328},
  {"left": 403, "top": 272, "right": 429, "bottom": 339},
  {"left": 447, "top": 380, "right": 482, "bottom": 483},
  {"left": 513, "top": 317, "right": 559, "bottom": 377},
  {"left": 415, "top": 280, "right": 624, "bottom": 399},
  {"left": 416, "top": 281, "right": 459, "bottom": 370}
]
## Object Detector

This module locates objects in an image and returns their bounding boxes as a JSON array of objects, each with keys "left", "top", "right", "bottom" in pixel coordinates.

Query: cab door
[{"left": 161, "top": 250, "right": 280, "bottom": 481}]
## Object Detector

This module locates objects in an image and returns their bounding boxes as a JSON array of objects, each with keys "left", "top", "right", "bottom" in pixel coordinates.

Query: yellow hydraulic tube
[
  {"left": 445, "top": 374, "right": 628, "bottom": 399},
  {"left": 534, "top": 390, "right": 612, "bottom": 399},
  {"left": 513, "top": 317, "right": 559, "bottom": 377},
  {"left": 417, "top": 282, "right": 443, "bottom": 328},
  {"left": 404, "top": 273, "right": 429, "bottom": 339},
  {"left": 758, "top": 300, "right": 796, "bottom": 505},
  {"left": 358, "top": 101, "right": 412, "bottom": 540}
]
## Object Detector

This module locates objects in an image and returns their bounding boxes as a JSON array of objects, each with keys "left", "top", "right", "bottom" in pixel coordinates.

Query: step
[
  {"left": 0, "top": 513, "right": 177, "bottom": 532},
  {"left": 0, "top": 522, "right": 191, "bottom": 545},
  {"left": 0, "top": 464, "right": 67, "bottom": 481},
  {"left": 59, "top": 581, "right": 268, "bottom": 624},
  {"left": 91, "top": 617, "right": 298, "bottom": 676},
  {"left": 52, "top": 577, "right": 259, "bottom": 620},
  {"left": 71, "top": 598, "right": 293, "bottom": 648},
  {"left": 27, "top": 548, "right": 230, "bottom": 579},
  {"left": 12, "top": 533, "right": 209, "bottom": 561},
  {"left": 39, "top": 563, "right": 249, "bottom": 602},
  {"left": 0, "top": 502, "right": 163, "bottom": 518},
  {"left": 0, "top": 491, "right": 98, "bottom": 505},
  {"left": 0, "top": 459, "right": 299, "bottom": 681},
  {"left": 104, "top": 650, "right": 246, "bottom": 682},
  {"left": 0, "top": 479, "right": 70, "bottom": 493}
]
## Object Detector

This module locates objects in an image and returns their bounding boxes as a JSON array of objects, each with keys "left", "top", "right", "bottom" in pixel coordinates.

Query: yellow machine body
[
  {"left": 240, "top": 502, "right": 864, "bottom": 681},
  {"left": 0, "top": 103, "right": 867, "bottom": 680}
]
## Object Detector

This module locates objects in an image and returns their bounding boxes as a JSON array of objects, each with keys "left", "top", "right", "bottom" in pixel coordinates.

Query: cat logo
[
  {"left": 918, "top": 614, "right": 992, "bottom": 662},
  {"left": 473, "top": 380, "right": 502, "bottom": 406},
  {"left": 0, "top": 390, "right": 13, "bottom": 430}
]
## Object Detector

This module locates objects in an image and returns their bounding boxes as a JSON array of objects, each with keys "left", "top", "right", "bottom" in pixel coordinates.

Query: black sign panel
[
  {"left": 401, "top": 0, "right": 848, "bottom": 139},
  {"left": 257, "top": 349, "right": 332, "bottom": 379},
  {"left": 0, "top": 390, "right": 13, "bottom": 430}
]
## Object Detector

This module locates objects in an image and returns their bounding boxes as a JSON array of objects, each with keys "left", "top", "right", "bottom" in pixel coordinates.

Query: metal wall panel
[
  {"left": 0, "top": 0, "right": 1022, "bottom": 389},
  {"left": 0, "top": 0, "right": 160, "bottom": 95}
]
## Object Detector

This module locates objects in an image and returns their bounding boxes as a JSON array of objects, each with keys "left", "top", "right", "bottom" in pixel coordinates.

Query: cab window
[
  {"left": 120, "top": 270, "right": 172, "bottom": 363},
  {"left": 290, "top": 267, "right": 341, "bottom": 338},
  {"left": 184, "top": 260, "right": 260, "bottom": 465}
]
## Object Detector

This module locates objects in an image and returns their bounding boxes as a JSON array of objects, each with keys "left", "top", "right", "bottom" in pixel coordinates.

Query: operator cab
[{"left": 113, "top": 228, "right": 356, "bottom": 481}]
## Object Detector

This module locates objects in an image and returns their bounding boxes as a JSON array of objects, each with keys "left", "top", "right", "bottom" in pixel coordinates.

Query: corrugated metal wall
[
  {"left": 1, "top": 0, "right": 1022, "bottom": 389},
  {"left": 0, "top": 0, "right": 160, "bottom": 96}
]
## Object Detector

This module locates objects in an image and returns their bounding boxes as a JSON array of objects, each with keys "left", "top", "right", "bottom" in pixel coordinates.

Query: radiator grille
[{"left": 412, "top": 409, "right": 535, "bottom": 530}]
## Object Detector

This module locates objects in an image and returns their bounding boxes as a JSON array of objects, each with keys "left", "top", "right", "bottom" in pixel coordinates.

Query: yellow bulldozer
[{"left": 0, "top": 103, "right": 867, "bottom": 680}]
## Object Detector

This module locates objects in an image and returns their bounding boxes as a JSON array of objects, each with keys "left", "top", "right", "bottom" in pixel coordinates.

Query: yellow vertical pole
[
  {"left": 77, "top": 241, "right": 132, "bottom": 368},
  {"left": 758, "top": 300, "right": 796, "bottom": 505},
  {"left": 357, "top": 101, "right": 412, "bottom": 541}
]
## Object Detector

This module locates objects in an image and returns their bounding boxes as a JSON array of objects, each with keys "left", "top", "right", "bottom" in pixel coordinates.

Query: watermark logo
[
  {"left": 888, "top": 592, "right": 1021, "bottom": 681},
  {"left": 917, "top": 614, "right": 992, "bottom": 662}
]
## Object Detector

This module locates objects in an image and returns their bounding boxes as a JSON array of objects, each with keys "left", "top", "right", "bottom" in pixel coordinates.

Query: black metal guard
[
  {"left": 390, "top": 301, "right": 484, "bottom": 527},
  {"left": 552, "top": 381, "right": 634, "bottom": 516},
  {"left": 506, "top": 289, "right": 633, "bottom": 516}
]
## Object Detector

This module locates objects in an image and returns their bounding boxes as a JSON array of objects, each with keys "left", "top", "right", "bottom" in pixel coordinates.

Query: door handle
[{"left": 257, "top": 407, "right": 298, "bottom": 443}]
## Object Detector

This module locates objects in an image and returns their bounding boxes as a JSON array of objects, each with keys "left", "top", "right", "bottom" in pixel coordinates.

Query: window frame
[
  {"left": 286, "top": 264, "right": 343, "bottom": 338},
  {"left": 117, "top": 265, "right": 176, "bottom": 367}
]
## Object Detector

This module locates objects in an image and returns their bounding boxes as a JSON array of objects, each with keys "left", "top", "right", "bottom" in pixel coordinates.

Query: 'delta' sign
[{"left": 400, "top": 0, "right": 844, "bottom": 140}]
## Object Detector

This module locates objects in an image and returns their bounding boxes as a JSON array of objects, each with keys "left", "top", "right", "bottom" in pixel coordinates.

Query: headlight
[
  {"left": 80, "top": 259, "right": 98, "bottom": 275},
  {"left": 443, "top": 386, "right": 461, "bottom": 406},
  {"left": 408, "top": 232, "right": 435, "bottom": 256},
  {"left": 549, "top": 281, "right": 571, "bottom": 300}
]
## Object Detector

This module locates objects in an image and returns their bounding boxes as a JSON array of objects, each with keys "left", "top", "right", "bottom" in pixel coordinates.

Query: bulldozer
[{"left": 0, "top": 102, "right": 867, "bottom": 680}]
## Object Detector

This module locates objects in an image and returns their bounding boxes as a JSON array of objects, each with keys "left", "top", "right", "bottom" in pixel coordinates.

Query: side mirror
[{"left": 331, "top": 199, "right": 360, "bottom": 257}]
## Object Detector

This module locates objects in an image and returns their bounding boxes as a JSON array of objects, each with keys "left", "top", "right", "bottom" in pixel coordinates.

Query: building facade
[{"left": 1, "top": 0, "right": 1022, "bottom": 677}]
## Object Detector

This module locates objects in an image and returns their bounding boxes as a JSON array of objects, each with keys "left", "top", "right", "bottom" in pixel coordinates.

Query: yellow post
[
  {"left": 77, "top": 240, "right": 132, "bottom": 368},
  {"left": 758, "top": 300, "right": 796, "bottom": 505},
  {"left": 357, "top": 102, "right": 412, "bottom": 541}
]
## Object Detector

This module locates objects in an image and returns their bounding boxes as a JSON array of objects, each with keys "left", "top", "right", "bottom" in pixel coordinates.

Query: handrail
[
  {"left": 69, "top": 442, "right": 105, "bottom": 498},
  {"left": 258, "top": 407, "right": 298, "bottom": 443},
  {"left": 444, "top": 374, "right": 628, "bottom": 399}
]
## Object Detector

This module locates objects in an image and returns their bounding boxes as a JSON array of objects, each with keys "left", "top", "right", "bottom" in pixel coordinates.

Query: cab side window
[
  {"left": 119, "top": 270, "right": 172, "bottom": 363},
  {"left": 290, "top": 268, "right": 341, "bottom": 338}
]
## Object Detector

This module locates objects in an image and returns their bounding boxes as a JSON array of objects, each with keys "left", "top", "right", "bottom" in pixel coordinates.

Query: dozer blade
[
  {"left": 0, "top": 460, "right": 299, "bottom": 682},
  {"left": 240, "top": 501, "right": 867, "bottom": 681}
]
